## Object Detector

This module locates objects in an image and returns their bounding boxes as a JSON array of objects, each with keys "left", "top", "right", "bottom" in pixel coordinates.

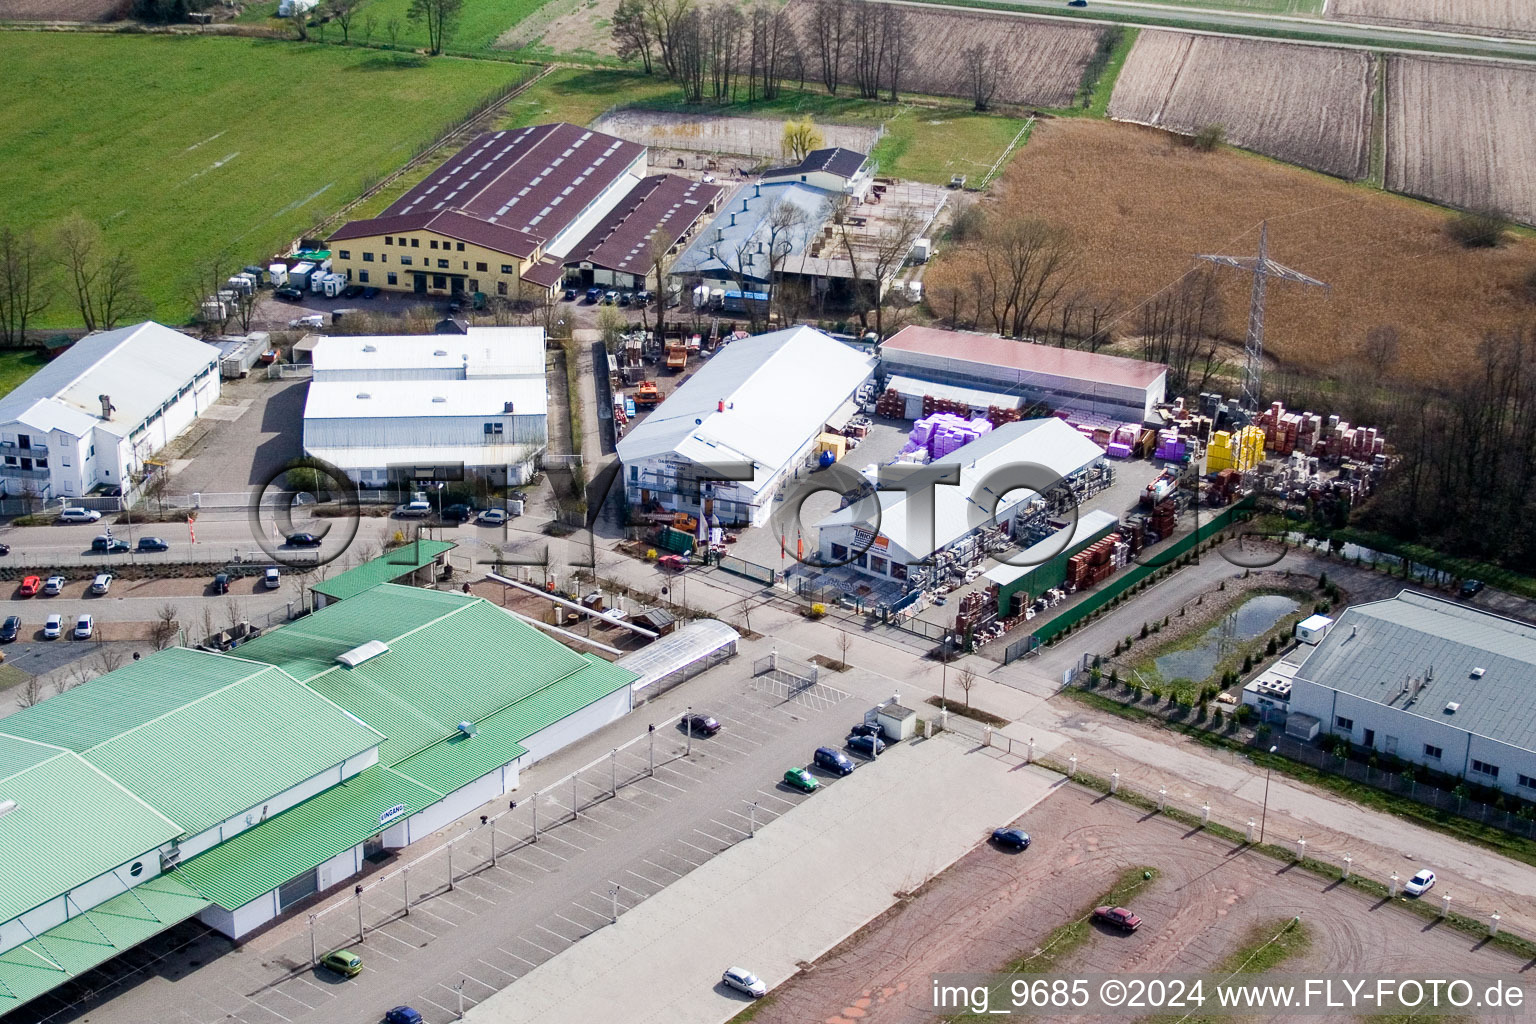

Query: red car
[
  {"left": 18, "top": 576, "right": 41, "bottom": 597},
  {"left": 1092, "top": 906, "right": 1142, "bottom": 931}
]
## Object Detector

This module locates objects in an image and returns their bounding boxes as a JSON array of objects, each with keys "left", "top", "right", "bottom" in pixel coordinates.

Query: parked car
[
  {"left": 341, "top": 284, "right": 365, "bottom": 299},
  {"left": 18, "top": 576, "right": 41, "bottom": 597},
  {"left": 602, "top": 290, "right": 618, "bottom": 305},
  {"left": 618, "top": 291, "right": 631, "bottom": 307},
  {"left": 275, "top": 286, "right": 305, "bottom": 301},
  {"left": 682, "top": 713, "right": 721, "bottom": 736},
  {"left": 813, "top": 747, "right": 856, "bottom": 776},
  {"left": 136, "top": 537, "right": 169, "bottom": 552},
  {"left": 563, "top": 287, "right": 578, "bottom": 301},
  {"left": 384, "top": 1008, "right": 423, "bottom": 1024},
  {"left": 634, "top": 290, "right": 652, "bottom": 305},
  {"left": 585, "top": 287, "right": 603, "bottom": 303},
  {"left": 476, "top": 508, "right": 508, "bottom": 525},
  {"left": 91, "top": 536, "right": 130, "bottom": 554},
  {"left": 783, "top": 767, "right": 819, "bottom": 793},
  {"left": 90, "top": 573, "right": 113, "bottom": 595},
  {"left": 42, "top": 613, "right": 62, "bottom": 640},
  {"left": 264, "top": 566, "right": 281, "bottom": 590},
  {"left": 58, "top": 507, "right": 101, "bottom": 523},
  {"left": 846, "top": 733, "right": 886, "bottom": 757},
  {"left": 42, "top": 576, "right": 65, "bottom": 596},
  {"left": 289, "top": 314, "right": 325, "bottom": 329},
  {"left": 394, "top": 500, "right": 433, "bottom": 518},
  {"left": 991, "top": 828, "right": 1031, "bottom": 850},
  {"left": 362, "top": 286, "right": 380, "bottom": 299},
  {"left": 722, "top": 967, "right": 767, "bottom": 999},
  {"left": 73, "top": 613, "right": 94, "bottom": 640},
  {"left": 212, "top": 572, "right": 230, "bottom": 594},
  {"left": 0, "top": 543, "right": 9, "bottom": 556},
  {"left": 1067, "top": 0, "right": 1087, "bottom": 6},
  {"left": 1460, "top": 579, "right": 1484, "bottom": 599},
  {"left": 286, "top": 532, "right": 323, "bottom": 547},
  {"left": 0, "top": 616, "right": 20, "bottom": 643},
  {"left": 849, "top": 722, "right": 882, "bottom": 739},
  {"left": 1403, "top": 869, "right": 1437, "bottom": 896},
  {"left": 319, "top": 950, "right": 363, "bottom": 978},
  {"left": 440, "top": 503, "right": 474, "bottom": 523},
  {"left": 1092, "top": 906, "right": 1142, "bottom": 931}
]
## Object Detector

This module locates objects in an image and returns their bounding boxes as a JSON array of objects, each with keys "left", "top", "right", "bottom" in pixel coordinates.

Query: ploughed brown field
[
  {"left": 0, "top": 0, "right": 123, "bottom": 17},
  {"left": 1329, "top": 0, "right": 1536, "bottom": 38},
  {"left": 1109, "top": 31, "right": 1373, "bottom": 180},
  {"left": 783, "top": 0, "right": 1106, "bottom": 109},
  {"left": 1385, "top": 55, "right": 1536, "bottom": 227},
  {"left": 927, "top": 118, "right": 1536, "bottom": 381}
]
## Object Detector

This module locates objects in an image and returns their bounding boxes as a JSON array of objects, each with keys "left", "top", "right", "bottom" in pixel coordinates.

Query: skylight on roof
[{"left": 337, "top": 640, "right": 389, "bottom": 667}]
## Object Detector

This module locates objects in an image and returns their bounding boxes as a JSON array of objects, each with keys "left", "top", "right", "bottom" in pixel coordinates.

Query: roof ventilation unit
[
  {"left": 363, "top": 344, "right": 377, "bottom": 352},
  {"left": 336, "top": 640, "right": 390, "bottom": 667},
  {"left": 457, "top": 721, "right": 477, "bottom": 738},
  {"left": 432, "top": 396, "right": 447, "bottom": 403},
  {"left": 356, "top": 392, "right": 371, "bottom": 400},
  {"left": 435, "top": 349, "right": 448, "bottom": 357},
  {"left": 1445, "top": 701, "right": 1461, "bottom": 713},
  {"left": 0, "top": 799, "right": 17, "bottom": 821},
  {"left": 1471, "top": 667, "right": 1486, "bottom": 678}
]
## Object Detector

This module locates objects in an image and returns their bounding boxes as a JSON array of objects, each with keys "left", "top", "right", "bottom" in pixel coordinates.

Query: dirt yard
[
  {"left": 928, "top": 117, "right": 1536, "bottom": 381},
  {"left": 1109, "top": 31, "right": 1373, "bottom": 180},
  {"left": 590, "top": 109, "right": 883, "bottom": 160},
  {"left": 1329, "top": 0, "right": 1536, "bottom": 37},
  {"left": 1385, "top": 55, "right": 1536, "bottom": 226},
  {"left": 783, "top": 0, "right": 1104, "bottom": 109},
  {"left": 752, "top": 783, "right": 1527, "bottom": 1023}
]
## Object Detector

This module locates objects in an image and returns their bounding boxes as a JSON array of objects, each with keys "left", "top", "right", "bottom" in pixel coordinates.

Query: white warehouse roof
[
  {"left": 0, "top": 322, "right": 219, "bottom": 439},
  {"left": 311, "top": 327, "right": 545, "bottom": 380},
  {"left": 304, "top": 379, "right": 547, "bottom": 419},
  {"left": 617, "top": 326, "right": 875, "bottom": 486},
  {"left": 820, "top": 418, "right": 1105, "bottom": 559}
]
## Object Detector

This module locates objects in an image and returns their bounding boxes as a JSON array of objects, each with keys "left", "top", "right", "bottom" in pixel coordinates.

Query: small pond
[{"left": 1152, "top": 593, "right": 1300, "bottom": 683}]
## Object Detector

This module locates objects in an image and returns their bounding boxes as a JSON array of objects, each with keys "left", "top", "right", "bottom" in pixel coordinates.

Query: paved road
[{"left": 905, "top": 0, "right": 1536, "bottom": 59}]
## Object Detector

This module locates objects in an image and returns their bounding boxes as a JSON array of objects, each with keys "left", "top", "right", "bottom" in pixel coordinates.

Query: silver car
[
  {"left": 42, "top": 613, "right": 62, "bottom": 639},
  {"left": 73, "top": 614, "right": 94, "bottom": 640},
  {"left": 58, "top": 507, "right": 101, "bottom": 523},
  {"left": 722, "top": 967, "right": 766, "bottom": 998}
]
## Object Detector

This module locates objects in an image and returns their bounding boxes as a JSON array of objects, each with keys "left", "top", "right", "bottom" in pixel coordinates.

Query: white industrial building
[
  {"left": 617, "top": 326, "right": 875, "bottom": 527},
  {"left": 817, "top": 418, "right": 1107, "bottom": 582},
  {"left": 879, "top": 326, "right": 1168, "bottom": 421},
  {"left": 303, "top": 328, "right": 547, "bottom": 486},
  {"left": 0, "top": 321, "right": 220, "bottom": 501},
  {"left": 1288, "top": 590, "right": 1536, "bottom": 795}
]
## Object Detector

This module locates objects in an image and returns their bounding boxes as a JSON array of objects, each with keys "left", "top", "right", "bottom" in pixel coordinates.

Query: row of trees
[
  {"left": 0, "top": 215, "right": 147, "bottom": 345},
  {"left": 612, "top": 0, "right": 911, "bottom": 104}
]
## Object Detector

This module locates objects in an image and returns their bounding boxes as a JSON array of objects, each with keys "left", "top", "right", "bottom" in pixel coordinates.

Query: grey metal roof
[
  {"left": 1295, "top": 590, "right": 1536, "bottom": 751},
  {"left": 762, "top": 147, "right": 868, "bottom": 181},
  {"left": 616, "top": 619, "right": 739, "bottom": 691},
  {"left": 669, "top": 181, "right": 831, "bottom": 281}
]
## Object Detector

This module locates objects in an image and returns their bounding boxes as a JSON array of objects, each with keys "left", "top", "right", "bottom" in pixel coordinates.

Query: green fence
[
  {"left": 1030, "top": 498, "right": 1256, "bottom": 647},
  {"left": 715, "top": 553, "right": 776, "bottom": 586}
]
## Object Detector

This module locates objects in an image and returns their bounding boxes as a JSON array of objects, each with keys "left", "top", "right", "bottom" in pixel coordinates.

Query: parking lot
[{"left": 16, "top": 655, "right": 867, "bottom": 1024}]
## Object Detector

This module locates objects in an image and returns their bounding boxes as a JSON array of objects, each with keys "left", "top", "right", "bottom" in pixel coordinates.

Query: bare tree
[
  {"left": 385, "top": 16, "right": 402, "bottom": 46},
  {"left": 1361, "top": 325, "right": 1400, "bottom": 379},
  {"left": 613, "top": 0, "right": 655, "bottom": 74},
  {"left": 836, "top": 629, "right": 852, "bottom": 670},
  {"left": 327, "top": 0, "right": 360, "bottom": 41},
  {"left": 225, "top": 596, "right": 246, "bottom": 631},
  {"left": 153, "top": 602, "right": 179, "bottom": 650},
  {"left": 184, "top": 250, "right": 237, "bottom": 336},
  {"left": 963, "top": 41, "right": 999, "bottom": 111},
  {"left": 866, "top": 206, "right": 925, "bottom": 340},
  {"left": 406, "top": 0, "right": 464, "bottom": 53},
  {"left": 645, "top": 0, "right": 695, "bottom": 81},
  {"left": 977, "top": 215, "right": 1075, "bottom": 340},
  {"left": 956, "top": 662, "right": 977, "bottom": 709},
  {"left": 53, "top": 213, "right": 144, "bottom": 332},
  {"left": 16, "top": 676, "right": 45, "bottom": 708},
  {"left": 809, "top": 0, "right": 848, "bottom": 95},
  {"left": 746, "top": 2, "right": 795, "bottom": 101},
  {"left": 93, "top": 647, "right": 127, "bottom": 676},
  {"left": 361, "top": 10, "right": 376, "bottom": 43},
  {"left": 286, "top": 3, "right": 311, "bottom": 39},
  {"left": 1138, "top": 267, "right": 1223, "bottom": 393},
  {"left": 0, "top": 226, "right": 52, "bottom": 346}
]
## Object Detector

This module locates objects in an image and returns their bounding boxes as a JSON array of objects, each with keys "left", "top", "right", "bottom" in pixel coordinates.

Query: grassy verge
[
  {"left": 1083, "top": 26, "right": 1138, "bottom": 118},
  {"left": 1012, "top": 865, "right": 1159, "bottom": 973},
  {"left": 1046, "top": 759, "right": 1536, "bottom": 962},
  {"left": 1064, "top": 686, "right": 1536, "bottom": 868},
  {"left": 0, "top": 349, "right": 50, "bottom": 401},
  {"left": 926, "top": 695, "right": 1009, "bottom": 727},
  {"left": 1126, "top": 586, "right": 1313, "bottom": 688},
  {"left": 237, "top": 0, "right": 546, "bottom": 57},
  {"left": 0, "top": 34, "right": 530, "bottom": 323},
  {"left": 723, "top": 993, "right": 777, "bottom": 1022}
]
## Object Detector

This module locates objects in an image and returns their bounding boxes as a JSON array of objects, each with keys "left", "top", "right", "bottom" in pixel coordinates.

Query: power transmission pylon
[{"left": 1196, "top": 222, "right": 1328, "bottom": 410}]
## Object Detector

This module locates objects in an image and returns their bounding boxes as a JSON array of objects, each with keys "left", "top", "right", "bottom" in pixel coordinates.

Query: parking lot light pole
[
  {"left": 309, "top": 914, "right": 317, "bottom": 965},
  {"left": 1259, "top": 744, "right": 1278, "bottom": 844},
  {"left": 532, "top": 792, "right": 538, "bottom": 842},
  {"left": 355, "top": 885, "right": 364, "bottom": 942},
  {"left": 455, "top": 978, "right": 466, "bottom": 1019},
  {"left": 649, "top": 724, "right": 655, "bottom": 776},
  {"left": 610, "top": 887, "right": 619, "bottom": 924},
  {"left": 748, "top": 801, "right": 758, "bottom": 837},
  {"left": 686, "top": 706, "right": 693, "bottom": 755},
  {"left": 611, "top": 748, "right": 618, "bottom": 797}
]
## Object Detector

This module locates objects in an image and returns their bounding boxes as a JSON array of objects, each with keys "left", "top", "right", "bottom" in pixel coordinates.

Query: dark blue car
[
  {"left": 384, "top": 1007, "right": 423, "bottom": 1024},
  {"left": 991, "top": 828, "right": 1031, "bottom": 850},
  {"left": 814, "top": 747, "right": 856, "bottom": 775},
  {"left": 846, "top": 733, "right": 886, "bottom": 757}
]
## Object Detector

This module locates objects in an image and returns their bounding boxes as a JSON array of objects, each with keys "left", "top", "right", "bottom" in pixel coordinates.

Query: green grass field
[
  {"left": 0, "top": 34, "right": 531, "bottom": 323},
  {"left": 238, "top": 0, "right": 548, "bottom": 56},
  {"left": 0, "top": 350, "right": 50, "bottom": 401},
  {"left": 1121, "top": 0, "right": 1323, "bottom": 12}
]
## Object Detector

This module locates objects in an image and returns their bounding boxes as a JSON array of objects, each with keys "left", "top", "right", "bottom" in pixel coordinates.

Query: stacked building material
[
  {"left": 875, "top": 388, "right": 906, "bottom": 419},
  {"left": 987, "top": 406, "right": 1024, "bottom": 428},
  {"left": 1149, "top": 498, "right": 1176, "bottom": 540},
  {"left": 1206, "top": 426, "right": 1265, "bottom": 472},
  {"left": 904, "top": 412, "right": 993, "bottom": 459},
  {"left": 1066, "top": 532, "right": 1123, "bottom": 589}
]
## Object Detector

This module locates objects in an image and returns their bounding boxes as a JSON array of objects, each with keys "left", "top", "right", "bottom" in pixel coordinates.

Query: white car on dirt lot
[{"left": 1403, "top": 869, "right": 1436, "bottom": 896}]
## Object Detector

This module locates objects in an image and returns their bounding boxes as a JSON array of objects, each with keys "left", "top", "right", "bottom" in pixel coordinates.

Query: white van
[{"left": 264, "top": 566, "right": 281, "bottom": 590}]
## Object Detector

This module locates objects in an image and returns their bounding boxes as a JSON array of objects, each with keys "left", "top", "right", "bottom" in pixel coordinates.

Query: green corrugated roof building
[{"left": 312, "top": 540, "right": 454, "bottom": 604}]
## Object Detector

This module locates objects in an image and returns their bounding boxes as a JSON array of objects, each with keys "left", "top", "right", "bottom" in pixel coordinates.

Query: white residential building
[
  {"left": 0, "top": 322, "right": 221, "bottom": 502},
  {"left": 1288, "top": 590, "right": 1536, "bottom": 795},
  {"left": 303, "top": 328, "right": 547, "bottom": 486},
  {"left": 617, "top": 326, "right": 875, "bottom": 528}
]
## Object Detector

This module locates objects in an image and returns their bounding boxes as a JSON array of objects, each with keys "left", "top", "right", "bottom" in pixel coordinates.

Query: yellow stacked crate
[
  {"left": 1236, "top": 425, "right": 1266, "bottom": 471},
  {"left": 1206, "top": 430, "right": 1235, "bottom": 471}
]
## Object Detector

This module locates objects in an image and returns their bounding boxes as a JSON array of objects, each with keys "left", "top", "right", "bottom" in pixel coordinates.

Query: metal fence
[
  {"left": 715, "top": 553, "right": 775, "bottom": 586},
  {"left": 752, "top": 651, "right": 818, "bottom": 687}
]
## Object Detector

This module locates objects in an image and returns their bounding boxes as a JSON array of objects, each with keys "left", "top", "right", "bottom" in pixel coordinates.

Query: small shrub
[
  {"left": 1317, "top": 571, "right": 1328, "bottom": 590},
  {"left": 808, "top": 602, "right": 827, "bottom": 618},
  {"left": 1191, "top": 123, "right": 1224, "bottom": 151},
  {"left": 1212, "top": 709, "right": 1225, "bottom": 728},
  {"left": 1446, "top": 208, "right": 1510, "bottom": 248},
  {"left": 1242, "top": 654, "right": 1253, "bottom": 673},
  {"left": 645, "top": 548, "right": 657, "bottom": 561},
  {"left": 1149, "top": 686, "right": 1162, "bottom": 703},
  {"left": 1265, "top": 635, "right": 1279, "bottom": 656},
  {"left": 1140, "top": 622, "right": 1149, "bottom": 639},
  {"left": 1110, "top": 669, "right": 1121, "bottom": 688}
]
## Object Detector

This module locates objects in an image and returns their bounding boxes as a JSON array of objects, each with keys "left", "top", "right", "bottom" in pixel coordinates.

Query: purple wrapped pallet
[{"left": 1106, "top": 442, "right": 1134, "bottom": 459}]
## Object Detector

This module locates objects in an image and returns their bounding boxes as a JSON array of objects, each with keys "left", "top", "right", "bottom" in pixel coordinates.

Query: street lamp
[
  {"left": 685, "top": 705, "right": 693, "bottom": 755},
  {"left": 1258, "top": 744, "right": 1278, "bottom": 843}
]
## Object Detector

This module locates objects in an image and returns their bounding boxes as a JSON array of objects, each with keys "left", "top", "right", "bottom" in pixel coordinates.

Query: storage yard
[
  {"left": 1384, "top": 55, "right": 1536, "bottom": 226},
  {"left": 1108, "top": 31, "right": 1373, "bottom": 180},
  {"left": 782, "top": 1, "right": 1106, "bottom": 109},
  {"left": 937, "top": 117, "right": 1536, "bottom": 380},
  {"left": 1328, "top": 0, "right": 1536, "bottom": 36}
]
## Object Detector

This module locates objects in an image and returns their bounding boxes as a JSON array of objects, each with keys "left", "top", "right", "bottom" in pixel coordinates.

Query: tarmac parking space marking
[
  {"left": 518, "top": 935, "right": 558, "bottom": 958},
  {"left": 641, "top": 857, "right": 683, "bottom": 878}
]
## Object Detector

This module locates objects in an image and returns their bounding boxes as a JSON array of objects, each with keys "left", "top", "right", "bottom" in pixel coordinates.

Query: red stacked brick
[{"left": 1067, "top": 532, "right": 1122, "bottom": 589}]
